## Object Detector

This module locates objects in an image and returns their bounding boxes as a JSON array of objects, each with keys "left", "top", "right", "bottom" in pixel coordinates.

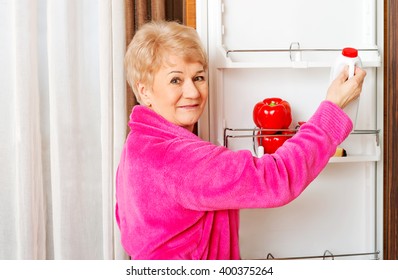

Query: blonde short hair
[{"left": 125, "top": 21, "right": 208, "bottom": 103}]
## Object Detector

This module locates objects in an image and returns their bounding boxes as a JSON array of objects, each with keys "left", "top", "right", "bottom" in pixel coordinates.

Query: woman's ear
[{"left": 137, "top": 82, "right": 152, "bottom": 107}]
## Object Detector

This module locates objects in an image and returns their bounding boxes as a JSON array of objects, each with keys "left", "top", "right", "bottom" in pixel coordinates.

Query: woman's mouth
[{"left": 178, "top": 104, "right": 199, "bottom": 109}]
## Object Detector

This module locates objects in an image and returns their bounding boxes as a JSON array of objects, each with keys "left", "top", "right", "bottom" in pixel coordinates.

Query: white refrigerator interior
[{"left": 197, "top": 0, "right": 383, "bottom": 260}]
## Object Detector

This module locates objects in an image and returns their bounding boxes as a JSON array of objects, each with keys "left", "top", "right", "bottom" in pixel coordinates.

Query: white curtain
[{"left": 0, "top": 0, "right": 128, "bottom": 260}]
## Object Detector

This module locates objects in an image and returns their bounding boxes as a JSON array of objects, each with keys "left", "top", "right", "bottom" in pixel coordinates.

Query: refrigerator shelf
[
  {"left": 260, "top": 250, "right": 380, "bottom": 260},
  {"left": 216, "top": 45, "right": 382, "bottom": 69},
  {"left": 223, "top": 128, "right": 380, "bottom": 162}
]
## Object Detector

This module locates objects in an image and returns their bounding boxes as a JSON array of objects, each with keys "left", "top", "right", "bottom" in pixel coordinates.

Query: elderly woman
[{"left": 115, "top": 20, "right": 366, "bottom": 260}]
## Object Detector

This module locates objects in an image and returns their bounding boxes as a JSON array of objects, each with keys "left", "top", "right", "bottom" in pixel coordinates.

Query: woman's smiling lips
[{"left": 178, "top": 104, "right": 199, "bottom": 109}]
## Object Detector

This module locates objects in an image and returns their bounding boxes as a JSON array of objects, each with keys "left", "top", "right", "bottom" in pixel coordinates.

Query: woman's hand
[{"left": 326, "top": 66, "right": 367, "bottom": 109}]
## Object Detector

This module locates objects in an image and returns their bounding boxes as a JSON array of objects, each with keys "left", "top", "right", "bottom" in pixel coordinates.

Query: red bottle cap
[{"left": 342, "top": 47, "right": 358, "bottom": 58}]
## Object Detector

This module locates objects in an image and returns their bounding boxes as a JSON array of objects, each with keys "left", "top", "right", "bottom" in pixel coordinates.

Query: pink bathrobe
[{"left": 115, "top": 101, "right": 352, "bottom": 260}]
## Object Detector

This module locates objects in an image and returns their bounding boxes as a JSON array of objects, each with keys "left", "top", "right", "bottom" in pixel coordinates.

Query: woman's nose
[{"left": 183, "top": 80, "right": 201, "bottom": 98}]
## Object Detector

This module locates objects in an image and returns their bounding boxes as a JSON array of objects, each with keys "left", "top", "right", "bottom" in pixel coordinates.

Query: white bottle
[{"left": 330, "top": 47, "right": 362, "bottom": 127}]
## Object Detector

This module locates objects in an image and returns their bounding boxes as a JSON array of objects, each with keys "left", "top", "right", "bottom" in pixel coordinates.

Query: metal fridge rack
[
  {"left": 224, "top": 127, "right": 295, "bottom": 146},
  {"left": 219, "top": 43, "right": 382, "bottom": 68},
  {"left": 224, "top": 44, "right": 380, "bottom": 60},
  {"left": 261, "top": 250, "right": 380, "bottom": 260},
  {"left": 224, "top": 127, "right": 380, "bottom": 156},
  {"left": 224, "top": 127, "right": 296, "bottom": 156}
]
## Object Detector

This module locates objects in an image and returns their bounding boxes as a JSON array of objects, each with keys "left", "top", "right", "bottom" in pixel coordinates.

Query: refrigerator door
[{"left": 198, "top": 0, "right": 383, "bottom": 259}]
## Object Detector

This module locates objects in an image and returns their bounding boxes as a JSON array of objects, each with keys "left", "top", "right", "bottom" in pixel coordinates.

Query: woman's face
[{"left": 139, "top": 55, "right": 208, "bottom": 132}]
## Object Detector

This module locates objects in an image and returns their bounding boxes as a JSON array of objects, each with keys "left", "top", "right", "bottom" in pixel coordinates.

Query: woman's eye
[
  {"left": 194, "top": 75, "right": 205, "bottom": 82},
  {"left": 170, "top": 77, "right": 181, "bottom": 84}
]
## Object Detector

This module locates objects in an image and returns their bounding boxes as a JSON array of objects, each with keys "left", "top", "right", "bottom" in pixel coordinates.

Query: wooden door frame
[{"left": 384, "top": 0, "right": 398, "bottom": 260}]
